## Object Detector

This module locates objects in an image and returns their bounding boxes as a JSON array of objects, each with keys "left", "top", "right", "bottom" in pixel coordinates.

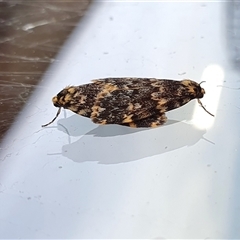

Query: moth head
[
  {"left": 197, "top": 81, "right": 207, "bottom": 98},
  {"left": 52, "top": 86, "right": 76, "bottom": 108},
  {"left": 181, "top": 79, "right": 205, "bottom": 99},
  {"left": 181, "top": 80, "right": 214, "bottom": 117},
  {"left": 42, "top": 89, "right": 65, "bottom": 127},
  {"left": 42, "top": 86, "right": 76, "bottom": 127},
  {"left": 196, "top": 85, "right": 205, "bottom": 99},
  {"left": 52, "top": 96, "right": 61, "bottom": 107}
]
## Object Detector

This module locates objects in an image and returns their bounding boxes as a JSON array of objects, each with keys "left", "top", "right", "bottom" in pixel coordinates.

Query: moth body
[{"left": 42, "top": 78, "right": 213, "bottom": 128}]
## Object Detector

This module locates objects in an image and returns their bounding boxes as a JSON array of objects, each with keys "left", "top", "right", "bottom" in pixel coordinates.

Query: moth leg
[{"left": 122, "top": 113, "right": 167, "bottom": 128}]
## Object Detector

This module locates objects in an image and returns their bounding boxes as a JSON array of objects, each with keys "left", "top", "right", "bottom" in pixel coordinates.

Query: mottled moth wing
[
  {"left": 91, "top": 88, "right": 158, "bottom": 124},
  {"left": 90, "top": 78, "right": 193, "bottom": 125}
]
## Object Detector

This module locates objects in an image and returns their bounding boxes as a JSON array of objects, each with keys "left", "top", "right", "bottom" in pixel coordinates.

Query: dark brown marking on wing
[
  {"left": 91, "top": 88, "right": 159, "bottom": 124},
  {"left": 122, "top": 113, "right": 167, "bottom": 128}
]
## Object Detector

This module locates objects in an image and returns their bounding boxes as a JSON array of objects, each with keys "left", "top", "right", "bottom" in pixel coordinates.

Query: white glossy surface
[{"left": 0, "top": 1, "right": 240, "bottom": 239}]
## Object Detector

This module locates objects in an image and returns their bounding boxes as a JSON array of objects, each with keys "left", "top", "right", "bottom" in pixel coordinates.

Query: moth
[{"left": 42, "top": 78, "right": 214, "bottom": 128}]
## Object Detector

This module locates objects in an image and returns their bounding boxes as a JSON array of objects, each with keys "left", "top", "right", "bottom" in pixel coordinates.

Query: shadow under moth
[{"left": 42, "top": 78, "right": 214, "bottom": 128}]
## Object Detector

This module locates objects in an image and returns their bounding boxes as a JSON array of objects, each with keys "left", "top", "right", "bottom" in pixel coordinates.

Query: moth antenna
[
  {"left": 42, "top": 107, "right": 62, "bottom": 127},
  {"left": 197, "top": 99, "right": 214, "bottom": 117},
  {"left": 199, "top": 81, "right": 206, "bottom": 85}
]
